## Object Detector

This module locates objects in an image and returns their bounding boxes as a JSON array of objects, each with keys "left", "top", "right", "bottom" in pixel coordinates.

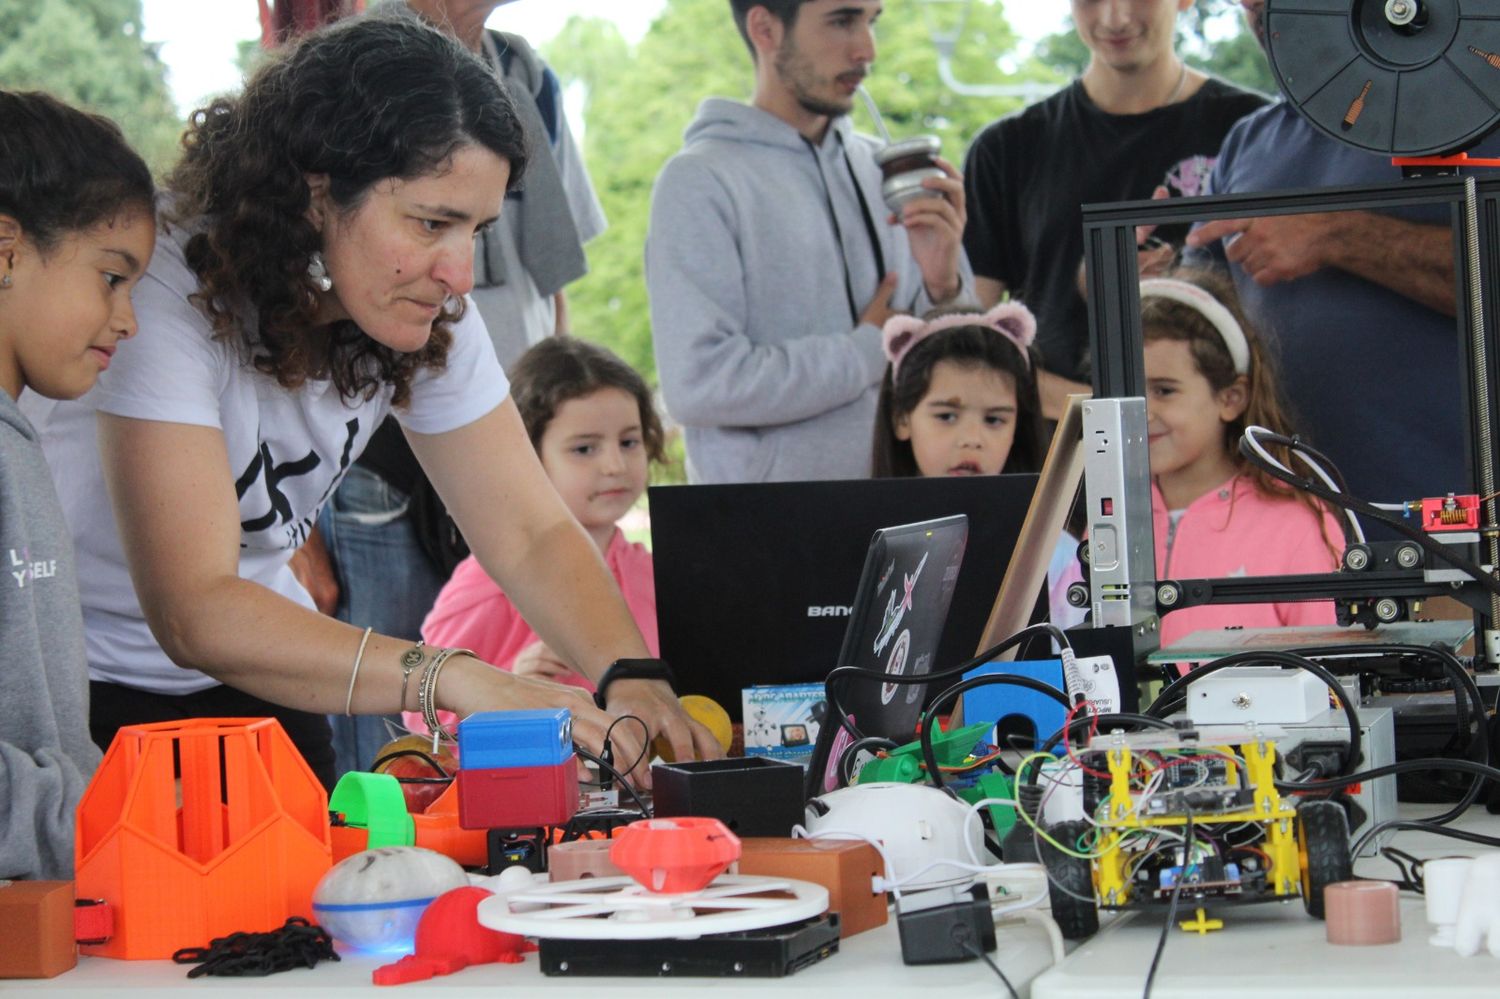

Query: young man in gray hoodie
[{"left": 647, "top": 0, "right": 973, "bottom": 483}]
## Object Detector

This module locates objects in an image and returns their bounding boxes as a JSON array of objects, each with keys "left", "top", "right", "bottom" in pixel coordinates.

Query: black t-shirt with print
[{"left": 963, "top": 78, "right": 1267, "bottom": 382}]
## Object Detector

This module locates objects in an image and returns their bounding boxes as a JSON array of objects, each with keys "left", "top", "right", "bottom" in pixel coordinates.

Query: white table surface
[
  {"left": 1030, "top": 804, "right": 1500, "bottom": 998},
  {"left": 3, "top": 899, "right": 1058, "bottom": 997},
  {"left": 12, "top": 806, "right": 1500, "bottom": 996}
]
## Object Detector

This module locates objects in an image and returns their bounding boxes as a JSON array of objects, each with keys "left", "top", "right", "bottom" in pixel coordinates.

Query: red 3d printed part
[
  {"left": 372, "top": 886, "right": 535, "bottom": 985},
  {"left": 456, "top": 761, "right": 578, "bottom": 830},
  {"left": 1422, "top": 494, "right": 1480, "bottom": 533},
  {"left": 609, "top": 817, "right": 741, "bottom": 893},
  {"left": 73, "top": 717, "right": 331, "bottom": 959}
]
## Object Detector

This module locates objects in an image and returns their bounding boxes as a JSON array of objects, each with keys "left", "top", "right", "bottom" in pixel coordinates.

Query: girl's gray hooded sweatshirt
[
  {"left": 646, "top": 98, "right": 973, "bottom": 483},
  {"left": 0, "top": 390, "right": 100, "bottom": 879}
]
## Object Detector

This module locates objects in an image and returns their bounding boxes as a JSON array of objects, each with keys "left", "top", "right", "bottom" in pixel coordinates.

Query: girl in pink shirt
[
  {"left": 416, "top": 337, "right": 662, "bottom": 715},
  {"left": 1141, "top": 269, "right": 1343, "bottom": 649}
]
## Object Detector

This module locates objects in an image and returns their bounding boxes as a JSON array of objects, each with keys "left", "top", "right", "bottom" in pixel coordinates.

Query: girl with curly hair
[{"left": 36, "top": 11, "right": 714, "bottom": 787}]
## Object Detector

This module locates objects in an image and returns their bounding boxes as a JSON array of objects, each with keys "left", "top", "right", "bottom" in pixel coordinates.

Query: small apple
[{"left": 372, "top": 734, "right": 458, "bottom": 814}]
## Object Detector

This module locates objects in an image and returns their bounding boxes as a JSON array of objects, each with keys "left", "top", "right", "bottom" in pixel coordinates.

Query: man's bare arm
[{"left": 1187, "top": 211, "right": 1456, "bottom": 317}]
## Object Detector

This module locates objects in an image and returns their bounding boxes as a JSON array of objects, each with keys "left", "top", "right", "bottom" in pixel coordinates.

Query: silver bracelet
[
  {"left": 343, "top": 626, "right": 374, "bottom": 716},
  {"left": 398, "top": 641, "right": 426, "bottom": 713},
  {"left": 418, "top": 646, "right": 475, "bottom": 751}
]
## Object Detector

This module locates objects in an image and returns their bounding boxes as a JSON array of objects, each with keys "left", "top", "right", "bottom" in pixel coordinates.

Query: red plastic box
[{"left": 456, "top": 758, "right": 578, "bottom": 829}]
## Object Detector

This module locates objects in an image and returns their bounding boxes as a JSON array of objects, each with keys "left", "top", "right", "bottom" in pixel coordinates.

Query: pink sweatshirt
[
  {"left": 404, "top": 530, "right": 658, "bottom": 732},
  {"left": 1154, "top": 475, "right": 1343, "bottom": 649}
]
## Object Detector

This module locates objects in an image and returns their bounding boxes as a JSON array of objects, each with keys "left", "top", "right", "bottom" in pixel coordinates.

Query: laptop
[
  {"left": 804, "top": 514, "right": 969, "bottom": 792},
  {"left": 648, "top": 474, "right": 1038, "bottom": 720}
]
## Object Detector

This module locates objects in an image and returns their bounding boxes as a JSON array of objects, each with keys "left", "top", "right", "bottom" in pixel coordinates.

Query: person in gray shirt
[
  {"left": 0, "top": 90, "right": 155, "bottom": 879},
  {"left": 647, "top": 0, "right": 971, "bottom": 483}
]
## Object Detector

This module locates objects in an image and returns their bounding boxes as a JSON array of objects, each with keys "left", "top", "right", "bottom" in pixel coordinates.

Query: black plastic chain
[{"left": 171, "top": 916, "right": 339, "bottom": 978}]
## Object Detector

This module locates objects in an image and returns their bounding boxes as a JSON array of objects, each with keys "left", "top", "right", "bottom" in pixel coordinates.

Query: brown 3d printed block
[
  {"left": 735, "top": 838, "right": 888, "bottom": 938},
  {"left": 548, "top": 839, "right": 626, "bottom": 882},
  {"left": 0, "top": 880, "right": 77, "bottom": 979}
]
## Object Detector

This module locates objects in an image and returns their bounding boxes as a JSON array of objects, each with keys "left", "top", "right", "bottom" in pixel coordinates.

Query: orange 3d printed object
[
  {"left": 609, "top": 817, "right": 741, "bottom": 893},
  {"left": 73, "top": 717, "right": 332, "bottom": 959}
]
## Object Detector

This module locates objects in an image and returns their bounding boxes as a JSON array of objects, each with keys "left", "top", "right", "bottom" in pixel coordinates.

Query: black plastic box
[{"left": 650, "top": 756, "right": 804, "bottom": 836}]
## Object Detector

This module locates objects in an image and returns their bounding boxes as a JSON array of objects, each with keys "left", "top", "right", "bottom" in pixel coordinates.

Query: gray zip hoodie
[
  {"left": 647, "top": 99, "right": 973, "bottom": 483},
  {"left": 0, "top": 390, "right": 99, "bottom": 879}
]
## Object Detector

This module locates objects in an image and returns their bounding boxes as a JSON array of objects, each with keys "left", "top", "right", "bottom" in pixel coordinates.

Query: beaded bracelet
[{"left": 418, "top": 647, "right": 475, "bottom": 752}]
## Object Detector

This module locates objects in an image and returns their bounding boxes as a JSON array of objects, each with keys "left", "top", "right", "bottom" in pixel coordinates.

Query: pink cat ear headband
[{"left": 881, "top": 301, "right": 1037, "bottom": 380}]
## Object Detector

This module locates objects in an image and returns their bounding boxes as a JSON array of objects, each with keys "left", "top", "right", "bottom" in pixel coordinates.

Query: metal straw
[{"left": 857, "top": 85, "right": 892, "bottom": 145}]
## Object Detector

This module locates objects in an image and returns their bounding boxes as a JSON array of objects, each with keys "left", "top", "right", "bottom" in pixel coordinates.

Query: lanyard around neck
[{"left": 805, "top": 130, "right": 888, "bottom": 326}]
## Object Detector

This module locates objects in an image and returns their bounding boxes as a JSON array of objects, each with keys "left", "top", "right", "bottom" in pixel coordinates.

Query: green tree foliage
[
  {"left": 1035, "top": 0, "right": 1275, "bottom": 96},
  {"left": 0, "top": 0, "right": 182, "bottom": 175},
  {"left": 1194, "top": 29, "right": 1275, "bottom": 97},
  {"left": 543, "top": 0, "right": 1039, "bottom": 385}
]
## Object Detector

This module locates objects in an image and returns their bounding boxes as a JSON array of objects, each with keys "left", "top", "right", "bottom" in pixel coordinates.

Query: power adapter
[{"left": 896, "top": 883, "right": 996, "bottom": 965}]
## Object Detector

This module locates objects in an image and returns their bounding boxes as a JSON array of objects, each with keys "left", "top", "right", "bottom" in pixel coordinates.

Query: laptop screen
[
  {"left": 833, "top": 514, "right": 968, "bottom": 742},
  {"left": 648, "top": 474, "right": 1038, "bottom": 720}
]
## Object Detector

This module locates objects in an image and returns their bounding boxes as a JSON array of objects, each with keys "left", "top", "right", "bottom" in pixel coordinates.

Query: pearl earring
[
  {"left": 0, "top": 273, "right": 11, "bottom": 289},
  {"left": 307, "top": 251, "right": 333, "bottom": 292}
]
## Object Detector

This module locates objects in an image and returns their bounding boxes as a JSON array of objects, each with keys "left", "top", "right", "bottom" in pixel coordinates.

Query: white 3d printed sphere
[{"left": 311, "top": 846, "right": 469, "bottom": 953}]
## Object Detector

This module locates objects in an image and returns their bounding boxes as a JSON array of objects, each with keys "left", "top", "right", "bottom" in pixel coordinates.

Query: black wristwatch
[{"left": 594, "top": 658, "right": 678, "bottom": 708}]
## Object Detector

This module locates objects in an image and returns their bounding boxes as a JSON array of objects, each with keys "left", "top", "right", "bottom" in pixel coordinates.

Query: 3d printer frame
[{"left": 1078, "top": 176, "right": 1500, "bottom": 667}]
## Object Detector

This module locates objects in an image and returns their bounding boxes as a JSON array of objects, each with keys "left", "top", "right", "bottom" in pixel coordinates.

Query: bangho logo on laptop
[{"left": 807, "top": 605, "right": 853, "bottom": 617}]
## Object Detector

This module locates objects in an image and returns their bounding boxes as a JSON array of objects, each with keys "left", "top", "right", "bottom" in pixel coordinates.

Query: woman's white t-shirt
[{"left": 32, "top": 221, "right": 509, "bottom": 695}]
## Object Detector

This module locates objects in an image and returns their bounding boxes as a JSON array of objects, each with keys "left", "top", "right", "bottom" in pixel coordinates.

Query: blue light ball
[{"left": 311, "top": 846, "right": 469, "bottom": 953}]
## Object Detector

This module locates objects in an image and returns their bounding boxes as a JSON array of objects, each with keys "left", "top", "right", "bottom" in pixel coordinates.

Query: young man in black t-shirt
[{"left": 963, "top": 0, "right": 1265, "bottom": 417}]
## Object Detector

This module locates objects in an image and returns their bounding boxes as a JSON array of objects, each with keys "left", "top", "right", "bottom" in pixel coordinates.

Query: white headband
[{"left": 1140, "top": 278, "right": 1250, "bottom": 375}]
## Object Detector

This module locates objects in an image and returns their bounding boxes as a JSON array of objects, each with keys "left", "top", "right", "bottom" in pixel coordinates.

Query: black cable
[
  {"left": 1351, "top": 817, "right": 1500, "bottom": 858},
  {"left": 598, "top": 713, "right": 651, "bottom": 790},
  {"left": 1244, "top": 430, "right": 1356, "bottom": 540},
  {"left": 823, "top": 622, "right": 1074, "bottom": 744},
  {"left": 1280, "top": 755, "right": 1500, "bottom": 794},
  {"left": 368, "top": 748, "right": 452, "bottom": 784},
  {"left": 916, "top": 674, "right": 1070, "bottom": 790},
  {"left": 807, "top": 621, "right": 1073, "bottom": 797},
  {"left": 1289, "top": 642, "right": 1489, "bottom": 824},
  {"left": 1373, "top": 847, "right": 1426, "bottom": 894},
  {"left": 838, "top": 736, "right": 901, "bottom": 786},
  {"left": 1142, "top": 810, "right": 1193, "bottom": 999},
  {"left": 1145, "top": 650, "right": 1362, "bottom": 779},
  {"left": 959, "top": 936, "right": 1018, "bottom": 999},
  {"left": 1239, "top": 429, "right": 1500, "bottom": 600},
  {"left": 574, "top": 744, "right": 650, "bottom": 817}
]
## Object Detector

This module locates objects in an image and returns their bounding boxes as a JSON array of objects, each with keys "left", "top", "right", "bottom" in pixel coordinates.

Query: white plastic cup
[{"left": 1425, "top": 856, "right": 1474, "bottom": 947}]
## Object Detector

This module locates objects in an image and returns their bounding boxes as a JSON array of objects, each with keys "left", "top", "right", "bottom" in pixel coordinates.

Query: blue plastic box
[
  {"left": 962, "top": 660, "right": 1067, "bottom": 750},
  {"left": 458, "top": 709, "right": 573, "bottom": 770}
]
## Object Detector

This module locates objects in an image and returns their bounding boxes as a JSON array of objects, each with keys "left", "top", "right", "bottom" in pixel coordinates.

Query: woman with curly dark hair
[{"left": 36, "top": 10, "right": 715, "bottom": 787}]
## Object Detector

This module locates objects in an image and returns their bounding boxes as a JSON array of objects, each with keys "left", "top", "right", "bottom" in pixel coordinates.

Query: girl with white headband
[{"left": 1141, "top": 268, "right": 1343, "bottom": 651}]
